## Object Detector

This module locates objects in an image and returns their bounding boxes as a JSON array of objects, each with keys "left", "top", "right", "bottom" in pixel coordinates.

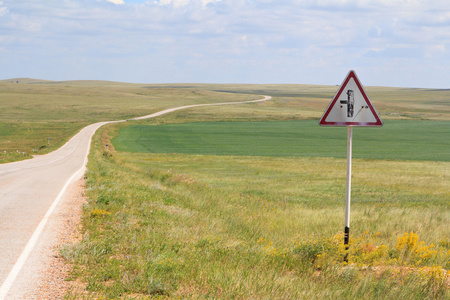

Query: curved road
[{"left": 0, "top": 95, "right": 271, "bottom": 299}]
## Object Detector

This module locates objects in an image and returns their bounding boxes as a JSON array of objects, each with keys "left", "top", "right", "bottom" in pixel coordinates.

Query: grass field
[
  {"left": 112, "top": 120, "right": 450, "bottom": 161},
  {"left": 1, "top": 79, "right": 449, "bottom": 163},
  {"left": 63, "top": 124, "right": 449, "bottom": 299},
  {"left": 0, "top": 79, "right": 258, "bottom": 162},
  {"left": 1, "top": 79, "right": 449, "bottom": 298},
  {"left": 61, "top": 83, "right": 448, "bottom": 298}
]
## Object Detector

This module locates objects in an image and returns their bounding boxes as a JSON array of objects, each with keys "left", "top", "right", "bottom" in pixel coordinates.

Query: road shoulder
[{"left": 27, "top": 178, "right": 86, "bottom": 299}]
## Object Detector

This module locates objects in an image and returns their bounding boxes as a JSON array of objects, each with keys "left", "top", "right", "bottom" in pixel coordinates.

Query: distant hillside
[
  {"left": 0, "top": 78, "right": 133, "bottom": 86},
  {"left": 1, "top": 78, "right": 53, "bottom": 84}
]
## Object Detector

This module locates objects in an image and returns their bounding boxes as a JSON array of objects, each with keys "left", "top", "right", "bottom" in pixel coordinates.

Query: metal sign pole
[
  {"left": 344, "top": 126, "right": 352, "bottom": 262},
  {"left": 319, "top": 70, "right": 383, "bottom": 263}
]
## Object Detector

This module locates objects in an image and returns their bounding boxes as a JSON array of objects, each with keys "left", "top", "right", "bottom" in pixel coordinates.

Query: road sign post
[
  {"left": 319, "top": 70, "right": 382, "bottom": 262},
  {"left": 344, "top": 126, "right": 352, "bottom": 261}
]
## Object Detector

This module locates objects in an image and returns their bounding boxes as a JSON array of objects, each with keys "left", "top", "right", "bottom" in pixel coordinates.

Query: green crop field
[{"left": 112, "top": 120, "right": 450, "bottom": 161}]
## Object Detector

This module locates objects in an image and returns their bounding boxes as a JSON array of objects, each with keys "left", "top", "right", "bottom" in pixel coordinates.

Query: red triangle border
[{"left": 319, "top": 70, "right": 383, "bottom": 127}]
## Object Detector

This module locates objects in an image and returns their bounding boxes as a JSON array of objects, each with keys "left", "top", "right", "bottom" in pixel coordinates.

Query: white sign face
[{"left": 319, "top": 70, "right": 383, "bottom": 127}]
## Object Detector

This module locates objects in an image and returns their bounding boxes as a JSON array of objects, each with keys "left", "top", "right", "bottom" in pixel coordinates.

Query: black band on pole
[
  {"left": 344, "top": 226, "right": 350, "bottom": 246},
  {"left": 344, "top": 226, "right": 350, "bottom": 262}
]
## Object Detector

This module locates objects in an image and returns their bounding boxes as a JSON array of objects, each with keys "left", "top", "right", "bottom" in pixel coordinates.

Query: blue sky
[{"left": 0, "top": 0, "right": 449, "bottom": 88}]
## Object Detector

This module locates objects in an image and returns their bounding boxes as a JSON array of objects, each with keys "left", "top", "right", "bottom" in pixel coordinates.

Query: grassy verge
[{"left": 62, "top": 124, "right": 450, "bottom": 299}]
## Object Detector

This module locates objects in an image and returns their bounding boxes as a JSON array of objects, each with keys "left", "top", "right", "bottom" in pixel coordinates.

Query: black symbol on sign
[{"left": 340, "top": 90, "right": 354, "bottom": 118}]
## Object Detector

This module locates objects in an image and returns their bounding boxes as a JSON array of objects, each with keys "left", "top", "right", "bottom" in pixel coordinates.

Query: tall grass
[{"left": 62, "top": 123, "right": 450, "bottom": 299}]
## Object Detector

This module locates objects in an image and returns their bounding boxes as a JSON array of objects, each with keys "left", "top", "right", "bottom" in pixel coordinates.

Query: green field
[
  {"left": 63, "top": 124, "right": 449, "bottom": 299},
  {"left": 1, "top": 79, "right": 449, "bottom": 163},
  {"left": 0, "top": 80, "right": 259, "bottom": 162},
  {"left": 112, "top": 120, "right": 450, "bottom": 161},
  {"left": 1, "top": 79, "right": 449, "bottom": 298},
  {"left": 64, "top": 84, "right": 449, "bottom": 299}
]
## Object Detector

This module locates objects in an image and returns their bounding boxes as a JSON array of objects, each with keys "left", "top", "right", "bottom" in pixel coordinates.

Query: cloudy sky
[{"left": 0, "top": 0, "right": 449, "bottom": 88}]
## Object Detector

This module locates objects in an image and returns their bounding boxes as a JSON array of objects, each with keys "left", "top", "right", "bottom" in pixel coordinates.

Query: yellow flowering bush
[
  {"left": 292, "top": 231, "right": 449, "bottom": 271},
  {"left": 395, "top": 232, "right": 438, "bottom": 265}
]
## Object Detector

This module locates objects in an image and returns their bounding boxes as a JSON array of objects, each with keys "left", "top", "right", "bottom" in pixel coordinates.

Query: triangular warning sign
[{"left": 319, "top": 70, "right": 383, "bottom": 127}]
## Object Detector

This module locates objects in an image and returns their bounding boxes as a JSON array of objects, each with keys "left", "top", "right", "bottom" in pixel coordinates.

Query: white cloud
[
  {"left": 201, "top": 0, "right": 222, "bottom": 6},
  {"left": 158, "top": 0, "right": 186, "bottom": 7},
  {"left": 424, "top": 44, "right": 446, "bottom": 58},
  {"left": 157, "top": 0, "right": 222, "bottom": 7},
  {"left": 106, "top": 0, "right": 125, "bottom": 4},
  {"left": 0, "top": 1, "right": 8, "bottom": 16}
]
